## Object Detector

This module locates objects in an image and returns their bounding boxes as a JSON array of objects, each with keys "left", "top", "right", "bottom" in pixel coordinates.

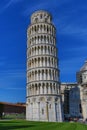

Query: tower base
[{"left": 26, "top": 96, "right": 63, "bottom": 122}]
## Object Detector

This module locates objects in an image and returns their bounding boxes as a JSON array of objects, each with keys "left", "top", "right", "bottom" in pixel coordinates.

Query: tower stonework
[{"left": 26, "top": 10, "right": 63, "bottom": 122}]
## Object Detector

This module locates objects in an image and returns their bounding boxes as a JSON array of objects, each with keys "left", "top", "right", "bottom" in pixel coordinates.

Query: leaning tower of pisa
[{"left": 26, "top": 10, "right": 63, "bottom": 122}]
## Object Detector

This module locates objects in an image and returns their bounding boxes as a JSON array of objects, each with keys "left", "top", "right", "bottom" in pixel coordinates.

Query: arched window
[
  {"left": 44, "top": 25, "right": 46, "bottom": 31},
  {"left": 40, "top": 14, "right": 42, "bottom": 19},
  {"left": 35, "top": 17, "right": 38, "bottom": 23},
  {"left": 42, "top": 86, "right": 44, "bottom": 94},
  {"left": 47, "top": 26, "right": 49, "bottom": 33},
  {"left": 42, "top": 108, "right": 44, "bottom": 115},
  {"left": 37, "top": 25, "right": 39, "bottom": 32},
  {"left": 49, "top": 104, "right": 51, "bottom": 109},
  {"left": 46, "top": 86, "right": 48, "bottom": 94},
  {"left": 35, "top": 26, "right": 36, "bottom": 32}
]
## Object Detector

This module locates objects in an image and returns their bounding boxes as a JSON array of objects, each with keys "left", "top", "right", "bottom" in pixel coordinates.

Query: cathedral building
[
  {"left": 61, "top": 83, "right": 82, "bottom": 119},
  {"left": 77, "top": 61, "right": 87, "bottom": 120},
  {"left": 26, "top": 10, "right": 63, "bottom": 122},
  {"left": 60, "top": 61, "right": 87, "bottom": 120}
]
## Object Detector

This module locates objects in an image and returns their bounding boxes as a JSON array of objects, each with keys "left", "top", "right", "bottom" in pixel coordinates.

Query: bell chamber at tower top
[{"left": 31, "top": 10, "right": 52, "bottom": 24}]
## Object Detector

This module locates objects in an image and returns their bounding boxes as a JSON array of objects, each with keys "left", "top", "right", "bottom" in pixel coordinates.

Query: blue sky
[{"left": 0, "top": 0, "right": 87, "bottom": 103}]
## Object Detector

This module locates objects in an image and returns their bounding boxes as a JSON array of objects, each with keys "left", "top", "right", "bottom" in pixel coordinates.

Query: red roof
[{"left": 0, "top": 102, "right": 26, "bottom": 107}]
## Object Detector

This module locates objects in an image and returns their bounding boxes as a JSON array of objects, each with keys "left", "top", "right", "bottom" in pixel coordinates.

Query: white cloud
[
  {"left": 22, "top": 0, "right": 72, "bottom": 17},
  {"left": 0, "top": 0, "right": 23, "bottom": 14},
  {"left": 57, "top": 22, "right": 87, "bottom": 43},
  {"left": 0, "top": 56, "right": 6, "bottom": 66},
  {"left": 65, "top": 46, "right": 87, "bottom": 52},
  {"left": 0, "top": 86, "right": 25, "bottom": 90},
  {"left": 0, "top": 69, "right": 26, "bottom": 79},
  {"left": 0, "top": 68, "right": 26, "bottom": 91}
]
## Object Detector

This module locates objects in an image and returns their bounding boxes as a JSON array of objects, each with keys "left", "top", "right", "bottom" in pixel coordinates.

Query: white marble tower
[{"left": 26, "top": 10, "right": 63, "bottom": 122}]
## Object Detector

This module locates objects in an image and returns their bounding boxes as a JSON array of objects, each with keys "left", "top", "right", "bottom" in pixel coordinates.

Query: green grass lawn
[{"left": 0, "top": 120, "right": 87, "bottom": 130}]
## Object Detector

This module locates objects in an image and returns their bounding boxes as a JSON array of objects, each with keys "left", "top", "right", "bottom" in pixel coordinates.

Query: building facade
[
  {"left": 77, "top": 61, "right": 87, "bottom": 120},
  {"left": 0, "top": 102, "right": 26, "bottom": 119},
  {"left": 26, "top": 10, "right": 63, "bottom": 122},
  {"left": 61, "top": 83, "right": 81, "bottom": 119}
]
